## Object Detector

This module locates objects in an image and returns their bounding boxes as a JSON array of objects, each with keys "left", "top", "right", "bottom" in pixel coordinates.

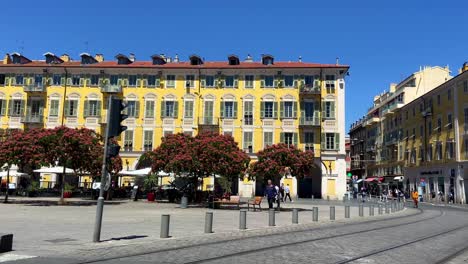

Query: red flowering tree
[{"left": 249, "top": 143, "right": 317, "bottom": 184}]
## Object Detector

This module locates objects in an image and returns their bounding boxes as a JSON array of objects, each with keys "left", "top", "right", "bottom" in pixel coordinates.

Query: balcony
[
  {"left": 198, "top": 117, "right": 219, "bottom": 133},
  {"left": 100, "top": 84, "right": 122, "bottom": 93},
  {"left": 21, "top": 113, "right": 44, "bottom": 124},
  {"left": 23, "top": 84, "right": 46, "bottom": 92},
  {"left": 299, "top": 84, "right": 321, "bottom": 94},
  {"left": 299, "top": 116, "right": 320, "bottom": 126}
]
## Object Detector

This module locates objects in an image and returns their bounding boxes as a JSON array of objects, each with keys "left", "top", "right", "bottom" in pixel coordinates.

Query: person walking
[
  {"left": 264, "top": 180, "right": 277, "bottom": 209},
  {"left": 284, "top": 184, "right": 292, "bottom": 202},
  {"left": 411, "top": 189, "right": 419, "bottom": 208},
  {"left": 279, "top": 183, "right": 285, "bottom": 202}
]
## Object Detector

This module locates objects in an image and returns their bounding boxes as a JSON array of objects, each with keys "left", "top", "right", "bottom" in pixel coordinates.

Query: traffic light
[{"left": 108, "top": 98, "right": 128, "bottom": 138}]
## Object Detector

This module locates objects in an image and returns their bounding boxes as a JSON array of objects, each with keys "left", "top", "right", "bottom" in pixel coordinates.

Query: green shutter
[
  {"left": 273, "top": 102, "right": 278, "bottom": 119},
  {"left": 314, "top": 101, "right": 320, "bottom": 120},
  {"left": 234, "top": 75, "right": 239, "bottom": 88},
  {"left": 335, "top": 133, "right": 340, "bottom": 150},
  {"left": 280, "top": 101, "right": 284, "bottom": 118},
  {"left": 0, "top": 100, "right": 6, "bottom": 116},
  {"left": 64, "top": 100, "right": 70, "bottom": 116},
  {"left": 66, "top": 77, "right": 72, "bottom": 85},
  {"left": 260, "top": 75, "right": 265, "bottom": 88},
  {"left": 161, "top": 101, "right": 166, "bottom": 118},
  {"left": 293, "top": 133, "right": 298, "bottom": 146},
  {"left": 233, "top": 101, "right": 238, "bottom": 118},
  {"left": 96, "top": 101, "right": 102, "bottom": 116},
  {"left": 135, "top": 101, "right": 140, "bottom": 118},
  {"left": 84, "top": 100, "right": 89, "bottom": 117},
  {"left": 79, "top": 77, "right": 84, "bottom": 86},
  {"left": 200, "top": 75, "right": 206, "bottom": 87},
  {"left": 4, "top": 76, "right": 9, "bottom": 86},
  {"left": 7, "top": 100, "right": 13, "bottom": 116},
  {"left": 293, "top": 102, "right": 298, "bottom": 118},
  {"left": 155, "top": 77, "right": 160, "bottom": 87},
  {"left": 321, "top": 133, "right": 326, "bottom": 150},
  {"left": 173, "top": 101, "right": 178, "bottom": 118},
  {"left": 314, "top": 79, "right": 321, "bottom": 89},
  {"left": 220, "top": 101, "right": 225, "bottom": 118},
  {"left": 26, "top": 100, "right": 32, "bottom": 117},
  {"left": 300, "top": 102, "right": 305, "bottom": 123},
  {"left": 322, "top": 102, "right": 326, "bottom": 118},
  {"left": 19, "top": 99, "right": 25, "bottom": 116},
  {"left": 260, "top": 102, "right": 265, "bottom": 118},
  {"left": 330, "top": 101, "right": 335, "bottom": 119}
]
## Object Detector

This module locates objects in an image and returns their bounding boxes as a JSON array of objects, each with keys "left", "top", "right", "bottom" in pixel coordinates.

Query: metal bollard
[
  {"left": 378, "top": 204, "right": 383, "bottom": 215},
  {"left": 345, "top": 205, "right": 350, "bottom": 218},
  {"left": 160, "top": 214, "right": 170, "bottom": 238},
  {"left": 327, "top": 195, "right": 330, "bottom": 201},
  {"left": 204, "top": 212, "right": 213, "bottom": 233},
  {"left": 292, "top": 208, "right": 299, "bottom": 224},
  {"left": 385, "top": 204, "right": 390, "bottom": 214},
  {"left": 359, "top": 204, "right": 364, "bottom": 217},
  {"left": 369, "top": 205, "right": 374, "bottom": 216},
  {"left": 312, "top": 207, "right": 319, "bottom": 222},
  {"left": 311, "top": 195, "right": 315, "bottom": 200},
  {"left": 330, "top": 206, "right": 335, "bottom": 221},
  {"left": 269, "top": 209, "right": 275, "bottom": 226},
  {"left": 180, "top": 196, "right": 188, "bottom": 209},
  {"left": 239, "top": 210, "right": 247, "bottom": 230}
]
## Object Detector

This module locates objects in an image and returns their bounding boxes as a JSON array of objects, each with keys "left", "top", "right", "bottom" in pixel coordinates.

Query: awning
[{"left": 364, "top": 177, "right": 376, "bottom": 182}]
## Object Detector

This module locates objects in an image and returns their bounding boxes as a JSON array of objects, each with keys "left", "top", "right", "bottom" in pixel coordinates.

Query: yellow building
[{"left": 0, "top": 52, "right": 349, "bottom": 199}]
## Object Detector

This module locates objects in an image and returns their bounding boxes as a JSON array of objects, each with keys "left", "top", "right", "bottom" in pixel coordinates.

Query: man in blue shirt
[{"left": 264, "top": 180, "right": 277, "bottom": 209}]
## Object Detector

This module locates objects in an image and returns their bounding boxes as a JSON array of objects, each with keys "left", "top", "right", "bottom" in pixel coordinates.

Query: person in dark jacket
[{"left": 264, "top": 180, "right": 277, "bottom": 209}]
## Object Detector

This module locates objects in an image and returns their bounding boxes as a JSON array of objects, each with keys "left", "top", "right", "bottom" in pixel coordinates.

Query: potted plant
[
  {"left": 63, "top": 183, "right": 74, "bottom": 198},
  {"left": 27, "top": 181, "right": 39, "bottom": 197},
  {"left": 143, "top": 174, "right": 158, "bottom": 202}
]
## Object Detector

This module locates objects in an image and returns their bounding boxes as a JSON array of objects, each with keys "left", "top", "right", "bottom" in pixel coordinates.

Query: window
[
  {"left": 304, "top": 132, "right": 314, "bottom": 151},
  {"left": 166, "top": 75, "right": 175, "bottom": 88},
  {"left": 124, "top": 130, "right": 133, "bottom": 152},
  {"left": 143, "top": 131, "right": 153, "bottom": 151},
  {"left": 447, "top": 113, "right": 453, "bottom": 130},
  {"left": 436, "top": 142, "right": 442, "bottom": 160},
  {"left": 204, "top": 76, "right": 215, "bottom": 87},
  {"left": 184, "top": 100, "right": 193, "bottom": 118},
  {"left": 15, "top": 75, "right": 24, "bottom": 85},
  {"left": 284, "top": 76, "right": 294, "bottom": 87},
  {"left": 448, "top": 89, "right": 451, "bottom": 101},
  {"left": 47, "top": 99, "right": 59, "bottom": 117},
  {"left": 303, "top": 102, "right": 316, "bottom": 121},
  {"left": 8, "top": 99, "right": 24, "bottom": 116},
  {"left": 71, "top": 75, "right": 80, "bottom": 86},
  {"left": 221, "top": 101, "right": 236, "bottom": 119},
  {"left": 243, "top": 101, "right": 253, "bottom": 125},
  {"left": 405, "top": 111, "right": 408, "bottom": 120},
  {"left": 65, "top": 99, "right": 78, "bottom": 117},
  {"left": 412, "top": 128, "right": 416, "bottom": 139},
  {"left": 465, "top": 140, "right": 468, "bottom": 159},
  {"left": 325, "top": 75, "right": 335, "bottom": 92},
  {"left": 53, "top": 74, "right": 62, "bottom": 85},
  {"left": 203, "top": 101, "right": 214, "bottom": 124},
  {"left": 147, "top": 75, "right": 159, "bottom": 87},
  {"left": 263, "top": 76, "right": 274, "bottom": 88},
  {"left": 128, "top": 75, "right": 137, "bottom": 86},
  {"left": 410, "top": 149, "right": 416, "bottom": 164},
  {"left": 323, "top": 101, "right": 335, "bottom": 119},
  {"left": 0, "top": 99, "right": 6, "bottom": 116},
  {"left": 323, "top": 133, "right": 339, "bottom": 150},
  {"left": 0, "top": 74, "right": 5, "bottom": 86},
  {"left": 464, "top": 81, "right": 468, "bottom": 93},
  {"left": 90, "top": 75, "right": 99, "bottom": 86},
  {"left": 126, "top": 101, "right": 139, "bottom": 118},
  {"left": 282, "top": 132, "right": 296, "bottom": 147},
  {"left": 243, "top": 131, "right": 253, "bottom": 153},
  {"left": 427, "top": 144, "right": 433, "bottom": 162},
  {"left": 84, "top": 100, "right": 101, "bottom": 117},
  {"left": 245, "top": 75, "right": 254, "bottom": 88},
  {"left": 110, "top": 75, "right": 119, "bottom": 85},
  {"left": 412, "top": 107, "right": 415, "bottom": 117},
  {"left": 437, "top": 117, "right": 442, "bottom": 133},
  {"left": 145, "top": 101, "right": 155, "bottom": 118},
  {"left": 437, "top": 94, "right": 441, "bottom": 105},
  {"left": 263, "top": 132, "right": 273, "bottom": 148},
  {"left": 419, "top": 148, "right": 424, "bottom": 162},
  {"left": 185, "top": 75, "right": 195, "bottom": 88},
  {"left": 465, "top": 108, "right": 468, "bottom": 133},
  {"left": 281, "top": 101, "right": 296, "bottom": 118},
  {"left": 225, "top": 76, "right": 235, "bottom": 87},
  {"left": 428, "top": 121, "right": 432, "bottom": 136},
  {"left": 420, "top": 125, "right": 423, "bottom": 137},
  {"left": 162, "top": 100, "right": 178, "bottom": 118},
  {"left": 305, "top": 76, "right": 314, "bottom": 87},
  {"left": 446, "top": 141, "right": 455, "bottom": 159},
  {"left": 261, "top": 101, "right": 276, "bottom": 119}
]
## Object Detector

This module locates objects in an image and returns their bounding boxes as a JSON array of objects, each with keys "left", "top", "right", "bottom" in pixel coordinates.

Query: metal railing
[
  {"left": 99, "top": 84, "right": 122, "bottom": 93},
  {"left": 23, "top": 84, "right": 46, "bottom": 92}
]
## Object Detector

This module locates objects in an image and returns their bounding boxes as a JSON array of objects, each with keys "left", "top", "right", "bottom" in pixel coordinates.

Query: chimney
[
  {"left": 94, "top": 54, "right": 104, "bottom": 62},
  {"left": 298, "top": 56, "right": 302, "bottom": 63},
  {"left": 389, "top": 83, "right": 397, "bottom": 93},
  {"left": 174, "top": 54, "right": 179, "bottom": 63},
  {"left": 129, "top": 53, "right": 135, "bottom": 62},
  {"left": 60, "top": 54, "right": 70, "bottom": 62},
  {"left": 462, "top": 62, "right": 468, "bottom": 73},
  {"left": 244, "top": 54, "right": 253, "bottom": 62},
  {"left": 3, "top": 53, "right": 11, "bottom": 64}
]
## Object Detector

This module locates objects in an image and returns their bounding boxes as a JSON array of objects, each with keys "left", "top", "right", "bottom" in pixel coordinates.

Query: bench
[
  {"left": 247, "top": 196, "right": 263, "bottom": 211},
  {"left": 0, "top": 233, "right": 13, "bottom": 253},
  {"left": 213, "top": 196, "right": 241, "bottom": 209}
]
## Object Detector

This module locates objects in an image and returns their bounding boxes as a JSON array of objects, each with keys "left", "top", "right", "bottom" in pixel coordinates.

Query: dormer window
[
  {"left": 151, "top": 55, "right": 167, "bottom": 65},
  {"left": 262, "top": 54, "right": 274, "bottom": 65},
  {"left": 11, "top": 53, "right": 31, "bottom": 64},
  {"left": 80, "top": 53, "right": 98, "bottom": 65},
  {"left": 228, "top": 55, "right": 240, "bottom": 65},
  {"left": 115, "top": 54, "right": 132, "bottom": 65},
  {"left": 189, "top": 55, "right": 203, "bottom": 65},
  {"left": 44, "top": 52, "right": 64, "bottom": 64}
]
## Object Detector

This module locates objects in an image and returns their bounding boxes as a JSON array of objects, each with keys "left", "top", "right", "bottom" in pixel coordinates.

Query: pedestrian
[
  {"left": 361, "top": 187, "right": 366, "bottom": 203},
  {"left": 274, "top": 184, "right": 281, "bottom": 210},
  {"left": 264, "top": 180, "right": 277, "bottom": 209},
  {"left": 411, "top": 189, "right": 419, "bottom": 208},
  {"left": 449, "top": 190, "right": 454, "bottom": 204},
  {"left": 438, "top": 190, "right": 444, "bottom": 202},
  {"left": 284, "top": 184, "right": 292, "bottom": 202},
  {"left": 279, "top": 183, "right": 285, "bottom": 202}
]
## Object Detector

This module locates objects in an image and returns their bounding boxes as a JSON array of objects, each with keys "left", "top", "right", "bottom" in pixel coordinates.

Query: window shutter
[
  {"left": 293, "top": 133, "right": 298, "bottom": 147},
  {"left": 234, "top": 75, "right": 239, "bottom": 88},
  {"left": 161, "top": 101, "right": 166, "bottom": 118},
  {"left": 233, "top": 101, "right": 238, "bottom": 118},
  {"left": 19, "top": 99, "right": 25, "bottom": 116},
  {"left": 220, "top": 101, "right": 225, "bottom": 118},
  {"left": 200, "top": 75, "right": 206, "bottom": 87},
  {"left": 84, "top": 100, "right": 89, "bottom": 117},
  {"left": 79, "top": 77, "right": 84, "bottom": 86},
  {"left": 0, "top": 100, "right": 6, "bottom": 115},
  {"left": 330, "top": 101, "right": 335, "bottom": 119},
  {"left": 25, "top": 100, "right": 32, "bottom": 116},
  {"left": 136, "top": 78, "right": 141, "bottom": 87},
  {"left": 66, "top": 77, "right": 72, "bottom": 86},
  {"left": 321, "top": 133, "right": 326, "bottom": 150},
  {"left": 64, "top": 100, "right": 70, "bottom": 116},
  {"left": 173, "top": 101, "right": 179, "bottom": 118},
  {"left": 293, "top": 102, "right": 298, "bottom": 118},
  {"left": 85, "top": 75, "right": 91, "bottom": 87},
  {"left": 280, "top": 132, "right": 284, "bottom": 144},
  {"left": 280, "top": 101, "right": 284, "bottom": 118},
  {"left": 335, "top": 133, "right": 340, "bottom": 150},
  {"left": 300, "top": 102, "right": 305, "bottom": 122},
  {"left": 260, "top": 101, "right": 265, "bottom": 118},
  {"left": 4, "top": 76, "right": 9, "bottom": 86},
  {"left": 155, "top": 77, "right": 160, "bottom": 87},
  {"left": 135, "top": 101, "right": 140, "bottom": 118},
  {"left": 96, "top": 101, "right": 102, "bottom": 116},
  {"left": 314, "top": 79, "right": 320, "bottom": 89},
  {"left": 273, "top": 102, "right": 278, "bottom": 119},
  {"left": 322, "top": 102, "right": 326, "bottom": 118},
  {"left": 260, "top": 75, "right": 265, "bottom": 88},
  {"left": 7, "top": 100, "right": 13, "bottom": 116}
]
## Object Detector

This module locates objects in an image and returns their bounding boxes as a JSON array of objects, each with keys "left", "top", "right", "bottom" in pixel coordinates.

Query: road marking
[{"left": 0, "top": 253, "right": 36, "bottom": 263}]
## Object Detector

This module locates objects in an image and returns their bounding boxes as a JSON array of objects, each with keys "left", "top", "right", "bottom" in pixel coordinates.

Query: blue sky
[{"left": 2, "top": 0, "right": 467, "bottom": 131}]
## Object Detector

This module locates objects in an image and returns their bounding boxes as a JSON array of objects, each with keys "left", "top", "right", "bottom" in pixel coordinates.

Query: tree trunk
[{"left": 3, "top": 164, "right": 10, "bottom": 203}]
